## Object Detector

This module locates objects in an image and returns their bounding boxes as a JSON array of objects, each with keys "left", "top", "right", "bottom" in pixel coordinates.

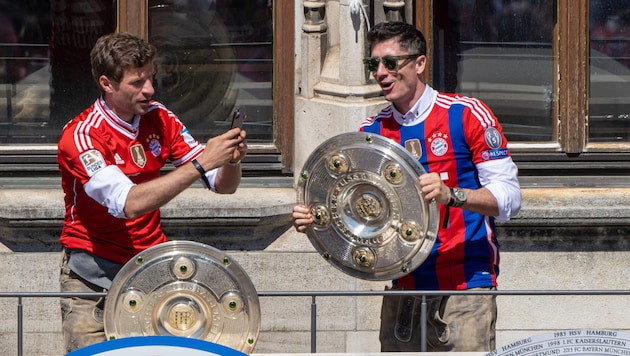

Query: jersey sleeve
[
  {"left": 160, "top": 108, "right": 204, "bottom": 167},
  {"left": 460, "top": 97, "right": 521, "bottom": 221},
  {"left": 57, "top": 122, "right": 136, "bottom": 218},
  {"left": 157, "top": 107, "right": 218, "bottom": 190},
  {"left": 57, "top": 122, "right": 115, "bottom": 185},
  {"left": 459, "top": 96, "right": 510, "bottom": 165}
]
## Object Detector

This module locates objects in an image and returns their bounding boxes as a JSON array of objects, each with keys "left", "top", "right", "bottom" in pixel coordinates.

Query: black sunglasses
[{"left": 362, "top": 54, "right": 421, "bottom": 72}]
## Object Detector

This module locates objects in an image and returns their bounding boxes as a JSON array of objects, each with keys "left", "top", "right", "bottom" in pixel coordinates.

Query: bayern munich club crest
[
  {"left": 147, "top": 134, "right": 162, "bottom": 157},
  {"left": 428, "top": 132, "right": 448, "bottom": 157}
]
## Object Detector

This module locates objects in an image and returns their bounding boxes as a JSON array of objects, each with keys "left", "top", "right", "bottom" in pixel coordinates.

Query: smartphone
[{"left": 230, "top": 108, "right": 244, "bottom": 129}]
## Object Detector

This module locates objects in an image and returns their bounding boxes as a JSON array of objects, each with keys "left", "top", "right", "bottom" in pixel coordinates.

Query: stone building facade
[{"left": 0, "top": 1, "right": 629, "bottom": 355}]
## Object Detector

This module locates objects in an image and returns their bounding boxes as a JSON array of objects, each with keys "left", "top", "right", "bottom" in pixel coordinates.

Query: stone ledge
[
  {"left": 503, "top": 188, "right": 630, "bottom": 226},
  {"left": 0, "top": 187, "right": 296, "bottom": 252},
  {"left": 1, "top": 187, "right": 629, "bottom": 252},
  {"left": 3, "top": 187, "right": 627, "bottom": 222},
  {"left": 0, "top": 187, "right": 295, "bottom": 220}
]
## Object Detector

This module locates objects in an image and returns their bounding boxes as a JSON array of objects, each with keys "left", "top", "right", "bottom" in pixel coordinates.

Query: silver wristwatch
[{"left": 448, "top": 187, "right": 467, "bottom": 208}]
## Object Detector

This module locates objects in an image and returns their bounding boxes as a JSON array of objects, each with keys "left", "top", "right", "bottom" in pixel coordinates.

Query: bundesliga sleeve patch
[{"left": 80, "top": 149, "right": 106, "bottom": 177}]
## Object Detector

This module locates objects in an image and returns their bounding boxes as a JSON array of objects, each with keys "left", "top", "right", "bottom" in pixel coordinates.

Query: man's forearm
[
  {"left": 123, "top": 162, "right": 201, "bottom": 219},
  {"left": 214, "top": 163, "right": 242, "bottom": 194}
]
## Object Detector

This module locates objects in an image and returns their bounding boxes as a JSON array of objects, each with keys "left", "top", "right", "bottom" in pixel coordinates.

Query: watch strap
[
  {"left": 447, "top": 187, "right": 456, "bottom": 207},
  {"left": 192, "top": 159, "right": 211, "bottom": 189}
]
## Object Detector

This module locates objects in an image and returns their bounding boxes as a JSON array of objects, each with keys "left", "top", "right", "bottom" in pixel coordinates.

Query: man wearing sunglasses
[{"left": 293, "top": 21, "right": 521, "bottom": 352}]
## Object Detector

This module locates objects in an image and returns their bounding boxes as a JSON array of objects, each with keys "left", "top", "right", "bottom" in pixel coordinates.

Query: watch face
[{"left": 452, "top": 188, "right": 466, "bottom": 207}]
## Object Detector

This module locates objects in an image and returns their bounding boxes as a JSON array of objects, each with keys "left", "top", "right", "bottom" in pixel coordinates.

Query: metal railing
[{"left": 0, "top": 289, "right": 629, "bottom": 355}]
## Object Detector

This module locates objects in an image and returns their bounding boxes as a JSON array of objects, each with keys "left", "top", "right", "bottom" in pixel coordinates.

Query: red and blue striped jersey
[{"left": 360, "top": 88, "right": 514, "bottom": 290}]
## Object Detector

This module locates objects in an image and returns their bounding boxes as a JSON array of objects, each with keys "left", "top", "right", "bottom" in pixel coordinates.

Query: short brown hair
[{"left": 90, "top": 32, "right": 156, "bottom": 88}]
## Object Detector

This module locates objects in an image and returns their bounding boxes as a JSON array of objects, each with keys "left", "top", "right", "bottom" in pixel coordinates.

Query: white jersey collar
[
  {"left": 97, "top": 97, "right": 141, "bottom": 134},
  {"left": 392, "top": 85, "right": 438, "bottom": 126}
]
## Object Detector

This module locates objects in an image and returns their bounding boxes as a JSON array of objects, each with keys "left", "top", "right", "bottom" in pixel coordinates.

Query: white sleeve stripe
[
  {"left": 456, "top": 96, "right": 496, "bottom": 128},
  {"left": 75, "top": 120, "right": 91, "bottom": 151},
  {"left": 435, "top": 95, "right": 453, "bottom": 109},
  {"left": 435, "top": 94, "right": 496, "bottom": 128},
  {"left": 172, "top": 146, "right": 204, "bottom": 167},
  {"left": 72, "top": 112, "right": 104, "bottom": 152}
]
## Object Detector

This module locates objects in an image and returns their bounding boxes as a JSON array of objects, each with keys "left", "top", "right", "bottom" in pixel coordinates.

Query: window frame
[{"left": 416, "top": 0, "right": 630, "bottom": 183}]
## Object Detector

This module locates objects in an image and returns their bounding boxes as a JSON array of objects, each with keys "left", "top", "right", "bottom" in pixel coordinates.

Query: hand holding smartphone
[{"left": 230, "top": 108, "right": 244, "bottom": 129}]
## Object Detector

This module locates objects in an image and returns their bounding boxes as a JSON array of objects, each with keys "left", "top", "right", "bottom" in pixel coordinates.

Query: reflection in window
[
  {"left": 0, "top": 1, "right": 51, "bottom": 143},
  {"left": 0, "top": 0, "right": 115, "bottom": 144},
  {"left": 0, "top": 1, "right": 273, "bottom": 145},
  {"left": 432, "top": 0, "right": 554, "bottom": 142},
  {"left": 148, "top": 0, "right": 273, "bottom": 143},
  {"left": 589, "top": 0, "right": 630, "bottom": 142}
]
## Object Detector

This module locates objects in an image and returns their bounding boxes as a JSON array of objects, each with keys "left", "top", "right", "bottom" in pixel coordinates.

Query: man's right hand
[
  {"left": 198, "top": 127, "right": 245, "bottom": 170},
  {"left": 292, "top": 204, "right": 313, "bottom": 233}
]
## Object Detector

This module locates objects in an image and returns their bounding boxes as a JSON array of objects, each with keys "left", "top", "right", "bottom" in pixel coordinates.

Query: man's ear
[
  {"left": 99, "top": 75, "right": 114, "bottom": 93},
  {"left": 415, "top": 55, "right": 427, "bottom": 75}
]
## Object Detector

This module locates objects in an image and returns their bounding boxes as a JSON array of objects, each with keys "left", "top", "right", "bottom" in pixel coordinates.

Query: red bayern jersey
[
  {"left": 360, "top": 89, "right": 514, "bottom": 290},
  {"left": 57, "top": 98, "right": 204, "bottom": 264}
]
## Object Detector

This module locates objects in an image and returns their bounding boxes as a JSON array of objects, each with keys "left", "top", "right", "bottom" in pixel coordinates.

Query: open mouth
[{"left": 380, "top": 81, "right": 394, "bottom": 92}]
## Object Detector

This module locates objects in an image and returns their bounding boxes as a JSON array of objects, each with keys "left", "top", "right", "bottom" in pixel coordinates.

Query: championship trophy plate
[
  {"left": 104, "top": 241, "right": 260, "bottom": 354},
  {"left": 297, "top": 132, "right": 439, "bottom": 281}
]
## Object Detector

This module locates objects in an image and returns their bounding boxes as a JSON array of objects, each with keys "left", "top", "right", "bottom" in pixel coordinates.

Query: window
[
  {"left": 419, "top": 0, "right": 630, "bottom": 184},
  {"left": 0, "top": 1, "right": 117, "bottom": 144},
  {"left": 148, "top": 0, "right": 273, "bottom": 143},
  {"left": 0, "top": 0, "right": 294, "bottom": 183},
  {"left": 432, "top": 0, "right": 554, "bottom": 142},
  {"left": 589, "top": 0, "right": 630, "bottom": 143}
]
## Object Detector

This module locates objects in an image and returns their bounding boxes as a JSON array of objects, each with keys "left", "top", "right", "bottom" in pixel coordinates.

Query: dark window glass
[
  {"left": 148, "top": 0, "right": 273, "bottom": 143},
  {"left": 589, "top": 0, "right": 630, "bottom": 142},
  {"left": 432, "top": 0, "right": 555, "bottom": 142},
  {"left": 0, "top": 0, "right": 116, "bottom": 144},
  {"left": 0, "top": 0, "right": 274, "bottom": 145}
]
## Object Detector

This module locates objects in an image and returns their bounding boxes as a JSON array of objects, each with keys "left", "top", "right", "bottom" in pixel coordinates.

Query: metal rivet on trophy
[{"left": 297, "top": 132, "right": 439, "bottom": 280}]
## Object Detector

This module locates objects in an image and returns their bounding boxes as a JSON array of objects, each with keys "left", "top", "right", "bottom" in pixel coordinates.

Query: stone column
[
  {"left": 374, "top": 0, "right": 413, "bottom": 25},
  {"left": 295, "top": 0, "right": 387, "bottom": 183},
  {"left": 384, "top": 1, "right": 406, "bottom": 22},
  {"left": 313, "top": 0, "right": 381, "bottom": 98},
  {"left": 301, "top": 0, "right": 328, "bottom": 99}
]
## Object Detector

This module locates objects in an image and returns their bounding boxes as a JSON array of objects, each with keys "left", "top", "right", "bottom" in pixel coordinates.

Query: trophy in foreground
[{"left": 103, "top": 240, "right": 260, "bottom": 354}]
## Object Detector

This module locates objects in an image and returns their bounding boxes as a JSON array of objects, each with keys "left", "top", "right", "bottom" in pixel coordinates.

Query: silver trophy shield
[
  {"left": 104, "top": 240, "right": 260, "bottom": 354},
  {"left": 297, "top": 132, "right": 439, "bottom": 281}
]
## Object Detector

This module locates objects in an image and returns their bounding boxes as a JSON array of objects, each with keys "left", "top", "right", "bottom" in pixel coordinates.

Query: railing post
[
  {"left": 311, "top": 295, "right": 317, "bottom": 353},
  {"left": 420, "top": 294, "right": 427, "bottom": 352},
  {"left": 17, "top": 296, "right": 23, "bottom": 356}
]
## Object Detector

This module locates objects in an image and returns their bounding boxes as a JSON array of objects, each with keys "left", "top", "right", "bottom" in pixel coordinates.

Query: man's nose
[
  {"left": 374, "top": 60, "right": 390, "bottom": 77},
  {"left": 144, "top": 80, "right": 155, "bottom": 97}
]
